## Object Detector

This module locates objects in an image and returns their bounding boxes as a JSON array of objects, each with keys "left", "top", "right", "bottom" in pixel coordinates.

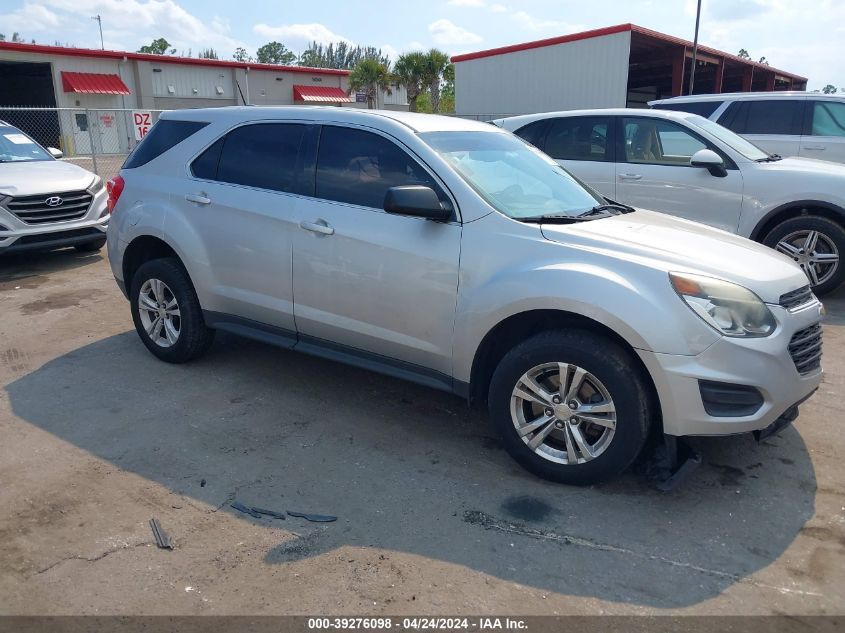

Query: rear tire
[
  {"left": 74, "top": 237, "right": 106, "bottom": 253},
  {"left": 130, "top": 258, "right": 214, "bottom": 363},
  {"left": 762, "top": 215, "right": 845, "bottom": 296},
  {"left": 488, "top": 329, "right": 653, "bottom": 485}
]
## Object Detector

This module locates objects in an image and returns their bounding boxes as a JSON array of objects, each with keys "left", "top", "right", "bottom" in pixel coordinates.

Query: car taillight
[{"left": 106, "top": 175, "right": 125, "bottom": 214}]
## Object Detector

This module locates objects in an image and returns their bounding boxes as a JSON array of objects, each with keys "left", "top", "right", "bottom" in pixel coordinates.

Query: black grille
[
  {"left": 779, "top": 285, "right": 814, "bottom": 310},
  {"left": 789, "top": 323, "right": 822, "bottom": 375},
  {"left": 13, "top": 227, "right": 102, "bottom": 245},
  {"left": 6, "top": 190, "right": 93, "bottom": 225}
]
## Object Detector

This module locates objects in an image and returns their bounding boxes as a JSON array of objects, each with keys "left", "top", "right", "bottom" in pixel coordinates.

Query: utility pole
[
  {"left": 688, "top": 0, "right": 702, "bottom": 95},
  {"left": 92, "top": 14, "right": 104, "bottom": 50}
]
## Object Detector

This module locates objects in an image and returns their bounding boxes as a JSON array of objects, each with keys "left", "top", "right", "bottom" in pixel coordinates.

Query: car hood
[
  {"left": 757, "top": 156, "right": 845, "bottom": 176},
  {"left": 0, "top": 160, "right": 97, "bottom": 198},
  {"left": 540, "top": 210, "right": 809, "bottom": 303}
]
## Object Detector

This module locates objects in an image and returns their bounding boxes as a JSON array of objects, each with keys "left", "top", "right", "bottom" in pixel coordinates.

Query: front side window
[
  {"left": 685, "top": 115, "right": 769, "bottom": 161},
  {"left": 0, "top": 126, "right": 52, "bottom": 162},
  {"left": 811, "top": 101, "right": 845, "bottom": 137},
  {"left": 543, "top": 117, "right": 611, "bottom": 162},
  {"left": 315, "top": 126, "right": 442, "bottom": 209},
  {"left": 421, "top": 130, "right": 603, "bottom": 220},
  {"left": 622, "top": 118, "right": 708, "bottom": 165},
  {"left": 213, "top": 123, "right": 306, "bottom": 193}
]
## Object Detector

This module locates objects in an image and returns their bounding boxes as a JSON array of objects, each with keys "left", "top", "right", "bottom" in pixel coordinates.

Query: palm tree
[
  {"left": 424, "top": 49, "right": 450, "bottom": 113},
  {"left": 394, "top": 52, "right": 427, "bottom": 112},
  {"left": 348, "top": 58, "right": 393, "bottom": 109}
]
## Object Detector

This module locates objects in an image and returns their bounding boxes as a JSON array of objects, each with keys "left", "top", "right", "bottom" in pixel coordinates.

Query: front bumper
[
  {"left": 0, "top": 188, "right": 108, "bottom": 253},
  {"left": 638, "top": 301, "right": 824, "bottom": 436}
]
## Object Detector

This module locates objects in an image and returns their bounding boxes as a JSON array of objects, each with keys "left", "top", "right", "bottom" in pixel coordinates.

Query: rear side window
[
  {"left": 315, "top": 126, "right": 443, "bottom": 210},
  {"left": 720, "top": 100, "right": 804, "bottom": 135},
  {"left": 811, "top": 101, "right": 845, "bottom": 137},
  {"left": 124, "top": 120, "right": 207, "bottom": 169},
  {"left": 652, "top": 101, "right": 723, "bottom": 118},
  {"left": 513, "top": 120, "right": 549, "bottom": 149},
  {"left": 543, "top": 117, "right": 611, "bottom": 162},
  {"left": 208, "top": 123, "right": 306, "bottom": 193}
]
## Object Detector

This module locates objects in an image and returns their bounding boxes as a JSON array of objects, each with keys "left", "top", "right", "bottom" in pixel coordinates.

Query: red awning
[
  {"left": 61, "top": 71, "right": 131, "bottom": 95},
  {"left": 293, "top": 85, "right": 353, "bottom": 103}
]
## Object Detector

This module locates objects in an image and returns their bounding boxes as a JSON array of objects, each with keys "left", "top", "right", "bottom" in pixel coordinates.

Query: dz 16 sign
[{"left": 133, "top": 111, "right": 153, "bottom": 141}]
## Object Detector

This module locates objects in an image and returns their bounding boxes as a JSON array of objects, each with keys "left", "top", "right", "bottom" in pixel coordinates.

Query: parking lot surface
[{"left": 1, "top": 249, "right": 843, "bottom": 615}]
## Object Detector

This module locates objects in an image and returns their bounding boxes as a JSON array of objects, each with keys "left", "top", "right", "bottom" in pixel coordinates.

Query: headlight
[
  {"left": 669, "top": 272, "right": 776, "bottom": 338},
  {"left": 90, "top": 176, "right": 104, "bottom": 193}
]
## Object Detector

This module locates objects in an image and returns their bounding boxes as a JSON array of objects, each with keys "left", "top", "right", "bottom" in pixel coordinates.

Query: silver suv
[
  {"left": 107, "top": 107, "right": 823, "bottom": 485},
  {"left": 0, "top": 121, "right": 108, "bottom": 254}
]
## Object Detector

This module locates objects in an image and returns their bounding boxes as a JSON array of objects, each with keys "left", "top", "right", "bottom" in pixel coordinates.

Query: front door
[
  {"left": 615, "top": 116, "right": 745, "bottom": 233},
  {"left": 292, "top": 124, "right": 461, "bottom": 378}
]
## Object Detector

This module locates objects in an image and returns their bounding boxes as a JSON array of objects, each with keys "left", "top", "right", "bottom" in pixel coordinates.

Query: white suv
[
  {"left": 107, "top": 107, "right": 822, "bottom": 485},
  {"left": 650, "top": 92, "right": 845, "bottom": 165},
  {"left": 496, "top": 108, "right": 845, "bottom": 295}
]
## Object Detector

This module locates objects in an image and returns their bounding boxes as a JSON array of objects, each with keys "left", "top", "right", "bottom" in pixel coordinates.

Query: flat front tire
[
  {"left": 488, "top": 330, "right": 653, "bottom": 485},
  {"left": 130, "top": 258, "right": 214, "bottom": 363}
]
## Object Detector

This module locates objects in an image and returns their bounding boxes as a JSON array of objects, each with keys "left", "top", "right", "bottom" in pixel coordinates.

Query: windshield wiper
[
  {"left": 579, "top": 202, "right": 635, "bottom": 217},
  {"left": 757, "top": 153, "right": 783, "bottom": 162}
]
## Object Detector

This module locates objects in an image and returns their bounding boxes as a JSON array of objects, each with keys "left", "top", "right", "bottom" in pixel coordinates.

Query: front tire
[
  {"left": 762, "top": 215, "right": 845, "bottom": 296},
  {"left": 488, "top": 330, "right": 653, "bottom": 485},
  {"left": 130, "top": 258, "right": 214, "bottom": 363}
]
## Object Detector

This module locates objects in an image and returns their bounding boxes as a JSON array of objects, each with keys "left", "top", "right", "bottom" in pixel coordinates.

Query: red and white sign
[{"left": 133, "top": 111, "right": 153, "bottom": 141}]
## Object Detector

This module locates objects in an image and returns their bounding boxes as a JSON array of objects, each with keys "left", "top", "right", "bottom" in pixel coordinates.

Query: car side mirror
[
  {"left": 690, "top": 149, "right": 726, "bottom": 177},
  {"left": 48, "top": 147, "right": 63, "bottom": 159},
  {"left": 384, "top": 186, "right": 452, "bottom": 221}
]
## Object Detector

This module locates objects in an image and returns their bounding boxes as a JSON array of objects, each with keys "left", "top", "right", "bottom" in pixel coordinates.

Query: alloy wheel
[
  {"left": 138, "top": 278, "right": 181, "bottom": 348},
  {"left": 510, "top": 362, "right": 616, "bottom": 465},
  {"left": 776, "top": 229, "right": 839, "bottom": 287}
]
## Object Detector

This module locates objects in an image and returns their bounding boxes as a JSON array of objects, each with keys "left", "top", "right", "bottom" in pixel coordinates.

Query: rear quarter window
[
  {"left": 123, "top": 119, "right": 208, "bottom": 169},
  {"left": 651, "top": 101, "right": 723, "bottom": 118}
]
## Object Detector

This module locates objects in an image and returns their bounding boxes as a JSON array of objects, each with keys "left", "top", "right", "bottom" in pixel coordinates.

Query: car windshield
[
  {"left": 0, "top": 127, "right": 53, "bottom": 162},
  {"left": 683, "top": 115, "right": 770, "bottom": 161},
  {"left": 420, "top": 130, "right": 604, "bottom": 219}
]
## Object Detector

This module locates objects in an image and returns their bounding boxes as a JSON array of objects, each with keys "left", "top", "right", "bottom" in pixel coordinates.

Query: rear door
[
  {"left": 800, "top": 100, "right": 845, "bottom": 164},
  {"left": 523, "top": 116, "right": 616, "bottom": 198},
  {"left": 615, "top": 116, "right": 744, "bottom": 232},
  {"left": 175, "top": 121, "right": 309, "bottom": 335},
  {"left": 718, "top": 99, "right": 804, "bottom": 158}
]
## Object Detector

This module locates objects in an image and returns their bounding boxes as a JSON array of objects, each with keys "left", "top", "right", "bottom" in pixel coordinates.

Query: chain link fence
[{"left": 0, "top": 107, "right": 166, "bottom": 180}]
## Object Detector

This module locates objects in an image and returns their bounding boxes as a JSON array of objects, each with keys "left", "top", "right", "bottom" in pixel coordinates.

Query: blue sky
[{"left": 1, "top": 0, "right": 842, "bottom": 89}]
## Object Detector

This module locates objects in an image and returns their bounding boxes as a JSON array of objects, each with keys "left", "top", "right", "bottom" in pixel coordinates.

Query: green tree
[
  {"left": 256, "top": 41, "right": 296, "bottom": 65},
  {"left": 737, "top": 48, "right": 750, "bottom": 60},
  {"left": 423, "top": 49, "right": 451, "bottom": 113},
  {"left": 299, "top": 41, "right": 390, "bottom": 69},
  {"left": 348, "top": 58, "right": 393, "bottom": 109},
  {"left": 758, "top": 56, "right": 769, "bottom": 66},
  {"left": 415, "top": 90, "right": 433, "bottom": 113},
  {"left": 198, "top": 48, "right": 218, "bottom": 60},
  {"left": 822, "top": 84, "right": 838, "bottom": 94},
  {"left": 233, "top": 47, "right": 250, "bottom": 62},
  {"left": 0, "top": 34, "right": 5, "bottom": 42},
  {"left": 138, "top": 38, "right": 173, "bottom": 55},
  {"left": 393, "top": 52, "right": 427, "bottom": 112}
]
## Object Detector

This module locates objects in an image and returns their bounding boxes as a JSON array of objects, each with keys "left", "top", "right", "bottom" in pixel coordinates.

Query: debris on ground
[
  {"left": 287, "top": 510, "right": 337, "bottom": 523},
  {"left": 200, "top": 479, "right": 206, "bottom": 487},
  {"left": 149, "top": 518, "right": 173, "bottom": 550},
  {"left": 230, "top": 501, "right": 262, "bottom": 518},
  {"left": 251, "top": 506, "right": 287, "bottom": 520}
]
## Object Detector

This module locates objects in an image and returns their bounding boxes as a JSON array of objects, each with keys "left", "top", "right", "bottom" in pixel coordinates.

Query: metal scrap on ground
[
  {"left": 287, "top": 510, "right": 337, "bottom": 523},
  {"left": 149, "top": 518, "right": 173, "bottom": 550}
]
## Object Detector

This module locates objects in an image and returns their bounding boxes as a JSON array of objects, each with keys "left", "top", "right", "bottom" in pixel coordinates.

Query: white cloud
[
  {"left": 428, "top": 19, "right": 482, "bottom": 46},
  {"left": 0, "top": 3, "right": 61, "bottom": 32},
  {"left": 511, "top": 11, "right": 581, "bottom": 32},
  {"left": 253, "top": 22, "right": 353, "bottom": 49},
  {"left": 447, "top": 0, "right": 486, "bottom": 6},
  {"left": 380, "top": 43, "right": 399, "bottom": 62},
  {"left": 490, "top": 3, "right": 509, "bottom": 12}
]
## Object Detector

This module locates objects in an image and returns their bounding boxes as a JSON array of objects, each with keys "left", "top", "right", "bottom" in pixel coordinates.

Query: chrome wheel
[
  {"left": 510, "top": 362, "right": 616, "bottom": 465},
  {"left": 776, "top": 229, "right": 839, "bottom": 287},
  {"left": 137, "top": 278, "right": 181, "bottom": 348}
]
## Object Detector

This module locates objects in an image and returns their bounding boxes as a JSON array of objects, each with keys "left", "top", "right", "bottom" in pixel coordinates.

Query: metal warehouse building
[
  {"left": 0, "top": 41, "right": 407, "bottom": 158},
  {"left": 452, "top": 23, "right": 807, "bottom": 118}
]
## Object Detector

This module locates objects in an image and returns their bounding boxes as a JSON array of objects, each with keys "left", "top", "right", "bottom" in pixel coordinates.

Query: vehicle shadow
[
  {"left": 4, "top": 330, "right": 817, "bottom": 608},
  {"left": 0, "top": 248, "right": 104, "bottom": 290}
]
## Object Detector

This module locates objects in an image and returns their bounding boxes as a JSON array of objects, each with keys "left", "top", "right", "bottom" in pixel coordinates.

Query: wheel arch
[
  {"left": 122, "top": 235, "right": 185, "bottom": 292},
  {"left": 750, "top": 200, "right": 845, "bottom": 242},
  {"left": 467, "top": 309, "right": 662, "bottom": 431}
]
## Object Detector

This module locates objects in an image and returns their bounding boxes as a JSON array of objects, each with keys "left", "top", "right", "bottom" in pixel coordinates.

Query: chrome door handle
[
  {"left": 300, "top": 219, "right": 335, "bottom": 236},
  {"left": 803, "top": 145, "right": 826, "bottom": 150},
  {"left": 618, "top": 173, "right": 642, "bottom": 180},
  {"left": 185, "top": 193, "right": 211, "bottom": 205}
]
